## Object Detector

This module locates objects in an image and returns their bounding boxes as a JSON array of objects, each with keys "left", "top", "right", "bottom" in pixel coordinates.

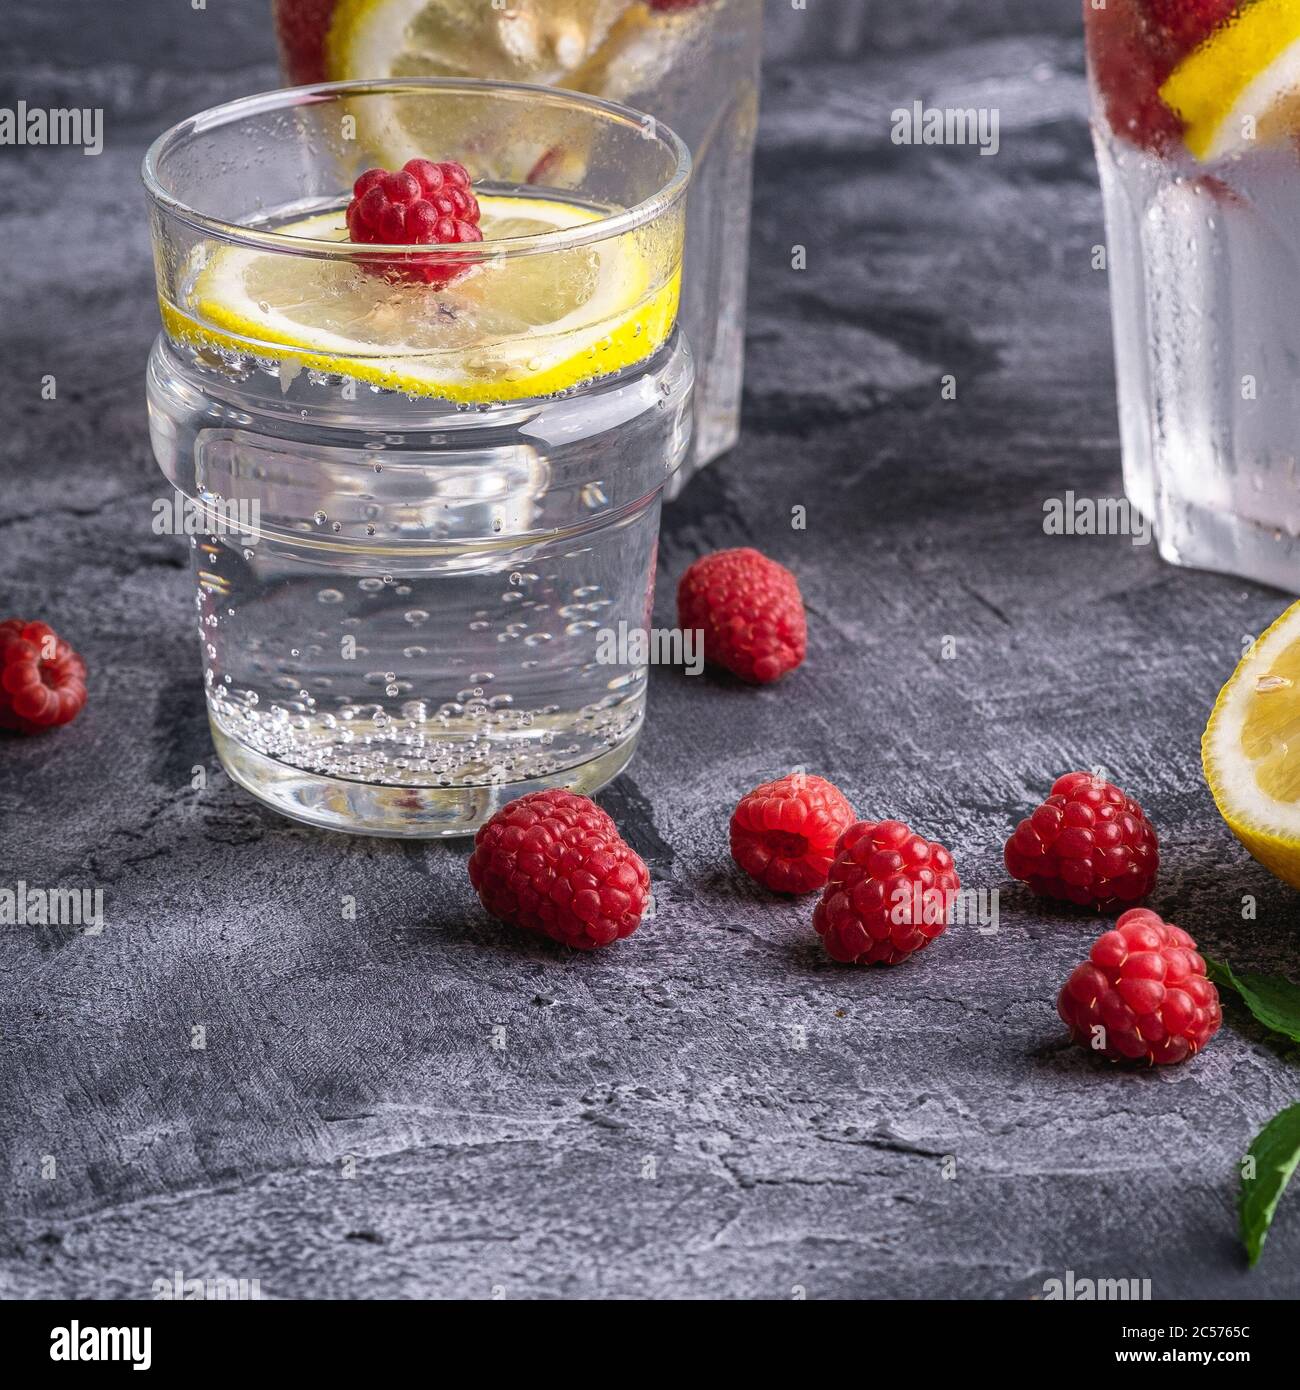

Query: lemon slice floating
[
  {"left": 1160, "top": 0, "right": 1300, "bottom": 162},
  {"left": 322, "top": 0, "right": 701, "bottom": 175},
  {"left": 160, "top": 196, "right": 679, "bottom": 402},
  {"left": 326, "top": 0, "right": 636, "bottom": 87},
  {"left": 1203, "top": 598, "right": 1300, "bottom": 889},
  {"left": 324, "top": 0, "right": 693, "bottom": 100}
]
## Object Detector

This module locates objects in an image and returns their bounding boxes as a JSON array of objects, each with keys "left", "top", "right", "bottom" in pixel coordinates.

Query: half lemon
[
  {"left": 1160, "top": 0, "right": 1300, "bottom": 162},
  {"left": 1203, "top": 598, "right": 1300, "bottom": 889},
  {"left": 160, "top": 195, "right": 679, "bottom": 402}
]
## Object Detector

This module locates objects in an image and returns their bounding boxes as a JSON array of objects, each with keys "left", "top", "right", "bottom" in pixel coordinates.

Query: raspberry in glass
[
  {"left": 274, "top": 0, "right": 338, "bottom": 85},
  {"left": 346, "top": 159, "right": 483, "bottom": 287}
]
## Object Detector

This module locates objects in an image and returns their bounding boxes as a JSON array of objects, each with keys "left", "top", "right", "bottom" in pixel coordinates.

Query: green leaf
[
  {"left": 1206, "top": 957, "right": 1300, "bottom": 1045},
  {"left": 1239, "top": 1103, "right": 1300, "bottom": 1266}
]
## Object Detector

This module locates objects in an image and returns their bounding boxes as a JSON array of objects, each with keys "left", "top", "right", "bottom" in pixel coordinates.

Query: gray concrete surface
[{"left": 1, "top": 0, "right": 1299, "bottom": 1300}]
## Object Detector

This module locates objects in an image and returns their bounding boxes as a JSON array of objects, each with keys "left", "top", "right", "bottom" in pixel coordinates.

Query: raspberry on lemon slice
[
  {"left": 346, "top": 158, "right": 481, "bottom": 286},
  {"left": 1160, "top": 0, "right": 1300, "bottom": 161},
  {"left": 1204, "top": 598, "right": 1300, "bottom": 889}
]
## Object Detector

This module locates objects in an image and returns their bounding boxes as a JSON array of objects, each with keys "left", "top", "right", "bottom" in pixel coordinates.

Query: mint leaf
[
  {"left": 1240, "top": 1103, "right": 1300, "bottom": 1266},
  {"left": 1206, "top": 957, "right": 1300, "bottom": 1045}
]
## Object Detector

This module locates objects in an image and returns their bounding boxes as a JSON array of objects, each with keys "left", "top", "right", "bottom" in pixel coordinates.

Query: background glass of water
[{"left": 272, "top": 0, "right": 762, "bottom": 492}]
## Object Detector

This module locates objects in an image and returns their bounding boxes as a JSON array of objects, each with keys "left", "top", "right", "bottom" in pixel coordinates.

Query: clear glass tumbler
[
  {"left": 143, "top": 79, "right": 691, "bottom": 836},
  {"left": 1086, "top": 0, "right": 1300, "bottom": 590},
  {"left": 272, "top": 0, "right": 762, "bottom": 489}
]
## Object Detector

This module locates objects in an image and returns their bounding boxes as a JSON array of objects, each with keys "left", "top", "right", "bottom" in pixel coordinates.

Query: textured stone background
[{"left": 2, "top": 0, "right": 1299, "bottom": 1300}]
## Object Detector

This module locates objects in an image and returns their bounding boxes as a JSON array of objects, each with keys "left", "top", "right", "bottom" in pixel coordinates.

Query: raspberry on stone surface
[
  {"left": 1005, "top": 770, "right": 1158, "bottom": 912},
  {"left": 1057, "top": 907, "right": 1222, "bottom": 1065},
  {"left": 0, "top": 619, "right": 87, "bottom": 734},
  {"left": 346, "top": 158, "right": 483, "bottom": 288},
  {"left": 467, "top": 788, "right": 650, "bottom": 951},
  {"left": 730, "top": 773, "right": 855, "bottom": 894},
  {"left": 676, "top": 547, "right": 806, "bottom": 684},
  {"left": 813, "top": 819, "right": 960, "bottom": 966}
]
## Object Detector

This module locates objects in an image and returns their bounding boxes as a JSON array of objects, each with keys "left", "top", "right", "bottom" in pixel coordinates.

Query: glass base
[
  {"left": 1151, "top": 496, "right": 1300, "bottom": 595},
  {"left": 210, "top": 718, "right": 641, "bottom": 838}
]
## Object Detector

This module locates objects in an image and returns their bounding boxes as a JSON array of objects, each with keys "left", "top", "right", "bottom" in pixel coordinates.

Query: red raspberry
[
  {"left": 273, "top": 0, "right": 339, "bottom": 85},
  {"left": 1058, "top": 908, "right": 1222, "bottom": 1065},
  {"left": 676, "top": 547, "right": 806, "bottom": 684},
  {"left": 1141, "top": 0, "right": 1241, "bottom": 64},
  {"left": 813, "top": 820, "right": 960, "bottom": 966},
  {"left": 1087, "top": 0, "right": 1183, "bottom": 152},
  {"left": 468, "top": 789, "right": 650, "bottom": 951},
  {"left": 346, "top": 159, "right": 483, "bottom": 288},
  {"left": 1087, "top": 0, "right": 1240, "bottom": 153},
  {"left": 730, "top": 773, "right": 855, "bottom": 894},
  {"left": 1005, "top": 771, "right": 1158, "bottom": 912},
  {"left": 0, "top": 619, "right": 87, "bottom": 734}
]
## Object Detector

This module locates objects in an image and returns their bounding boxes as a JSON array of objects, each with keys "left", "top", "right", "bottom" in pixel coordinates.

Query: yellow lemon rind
[
  {"left": 160, "top": 272, "right": 678, "bottom": 404},
  {"left": 1160, "top": 0, "right": 1300, "bottom": 162},
  {"left": 1202, "top": 598, "right": 1300, "bottom": 889}
]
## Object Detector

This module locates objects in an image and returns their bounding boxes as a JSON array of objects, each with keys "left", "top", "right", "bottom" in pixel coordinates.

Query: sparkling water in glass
[{"left": 143, "top": 80, "right": 691, "bottom": 836}]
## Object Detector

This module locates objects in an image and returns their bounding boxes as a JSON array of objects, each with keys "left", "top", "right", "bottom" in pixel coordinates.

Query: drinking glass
[
  {"left": 143, "top": 79, "right": 691, "bottom": 835},
  {"left": 1086, "top": 0, "right": 1300, "bottom": 590}
]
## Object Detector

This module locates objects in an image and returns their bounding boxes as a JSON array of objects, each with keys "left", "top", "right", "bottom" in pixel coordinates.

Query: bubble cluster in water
[{"left": 199, "top": 564, "right": 647, "bottom": 788}]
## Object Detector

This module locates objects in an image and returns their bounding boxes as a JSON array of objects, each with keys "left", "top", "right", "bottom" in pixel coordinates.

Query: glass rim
[{"left": 141, "top": 77, "right": 692, "bottom": 260}]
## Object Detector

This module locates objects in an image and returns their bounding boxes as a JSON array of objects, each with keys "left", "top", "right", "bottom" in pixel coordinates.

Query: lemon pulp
[{"left": 325, "top": 0, "right": 688, "bottom": 99}]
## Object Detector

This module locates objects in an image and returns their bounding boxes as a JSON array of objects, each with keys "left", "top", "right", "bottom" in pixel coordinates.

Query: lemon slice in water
[
  {"left": 326, "top": 0, "right": 636, "bottom": 86},
  {"left": 321, "top": 0, "right": 700, "bottom": 176},
  {"left": 1160, "top": 0, "right": 1300, "bottom": 162},
  {"left": 161, "top": 195, "right": 679, "bottom": 402},
  {"left": 1203, "top": 599, "right": 1300, "bottom": 889}
]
